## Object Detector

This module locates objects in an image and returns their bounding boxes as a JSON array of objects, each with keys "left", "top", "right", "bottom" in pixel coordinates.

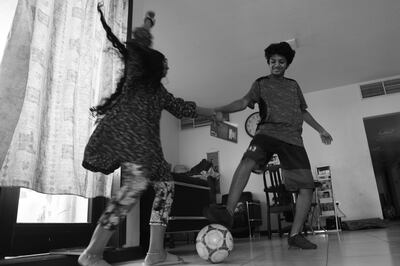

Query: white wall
[
  {"left": 160, "top": 111, "right": 180, "bottom": 167},
  {"left": 178, "top": 75, "right": 400, "bottom": 229},
  {"left": 302, "top": 75, "right": 400, "bottom": 221}
]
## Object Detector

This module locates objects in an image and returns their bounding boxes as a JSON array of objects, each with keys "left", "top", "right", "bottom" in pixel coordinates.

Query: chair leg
[
  {"left": 309, "top": 209, "right": 315, "bottom": 235},
  {"left": 303, "top": 222, "right": 308, "bottom": 236},
  {"left": 277, "top": 214, "right": 283, "bottom": 238},
  {"left": 246, "top": 201, "right": 252, "bottom": 239},
  {"left": 267, "top": 209, "right": 272, "bottom": 239}
]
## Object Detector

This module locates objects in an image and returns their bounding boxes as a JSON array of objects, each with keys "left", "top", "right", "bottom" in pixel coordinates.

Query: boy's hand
[
  {"left": 214, "top": 111, "right": 225, "bottom": 122},
  {"left": 211, "top": 111, "right": 225, "bottom": 128},
  {"left": 320, "top": 130, "right": 333, "bottom": 145}
]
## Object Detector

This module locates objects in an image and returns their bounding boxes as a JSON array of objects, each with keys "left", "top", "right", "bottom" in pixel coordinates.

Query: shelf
[
  {"left": 321, "top": 211, "right": 335, "bottom": 216},
  {"left": 319, "top": 198, "right": 333, "bottom": 203},
  {"left": 315, "top": 166, "right": 340, "bottom": 232}
]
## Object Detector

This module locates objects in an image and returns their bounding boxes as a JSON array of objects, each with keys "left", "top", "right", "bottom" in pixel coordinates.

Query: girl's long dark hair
[
  {"left": 91, "top": 4, "right": 166, "bottom": 119},
  {"left": 90, "top": 4, "right": 128, "bottom": 118}
]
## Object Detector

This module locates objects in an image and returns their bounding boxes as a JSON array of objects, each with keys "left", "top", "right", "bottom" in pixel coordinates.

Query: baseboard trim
[
  {"left": 0, "top": 254, "right": 78, "bottom": 266},
  {"left": 0, "top": 247, "right": 144, "bottom": 266}
]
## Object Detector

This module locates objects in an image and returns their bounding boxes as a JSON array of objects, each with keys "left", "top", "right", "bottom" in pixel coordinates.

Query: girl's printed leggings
[{"left": 98, "top": 162, "right": 174, "bottom": 230}]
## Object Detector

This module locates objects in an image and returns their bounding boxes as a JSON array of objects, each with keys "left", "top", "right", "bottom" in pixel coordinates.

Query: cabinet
[{"left": 315, "top": 166, "right": 341, "bottom": 232}]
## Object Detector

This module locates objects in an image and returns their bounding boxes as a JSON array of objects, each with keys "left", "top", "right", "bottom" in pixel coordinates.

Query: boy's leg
[
  {"left": 278, "top": 144, "right": 317, "bottom": 249},
  {"left": 226, "top": 158, "right": 257, "bottom": 214},
  {"left": 290, "top": 188, "right": 313, "bottom": 236},
  {"left": 204, "top": 135, "right": 271, "bottom": 228},
  {"left": 203, "top": 158, "right": 256, "bottom": 228},
  {"left": 287, "top": 188, "right": 316, "bottom": 249},
  {"left": 79, "top": 162, "right": 148, "bottom": 266},
  {"left": 145, "top": 180, "right": 184, "bottom": 265}
]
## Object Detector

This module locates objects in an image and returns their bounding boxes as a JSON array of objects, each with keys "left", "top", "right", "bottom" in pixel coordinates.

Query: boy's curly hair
[{"left": 264, "top": 42, "right": 296, "bottom": 65}]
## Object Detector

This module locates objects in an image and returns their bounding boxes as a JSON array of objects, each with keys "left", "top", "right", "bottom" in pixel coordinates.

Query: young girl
[{"left": 78, "top": 4, "right": 216, "bottom": 266}]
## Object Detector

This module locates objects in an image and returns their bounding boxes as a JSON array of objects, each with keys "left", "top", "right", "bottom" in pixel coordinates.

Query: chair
[
  {"left": 262, "top": 164, "right": 295, "bottom": 239},
  {"left": 305, "top": 181, "right": 322, "bottom": 234},
  {"left": 221, "top": 192, "right": 262, "bottom": 239}
]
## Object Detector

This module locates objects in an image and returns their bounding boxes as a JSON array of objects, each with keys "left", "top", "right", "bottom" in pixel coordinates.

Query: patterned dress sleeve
[
  {"left": 160, "top": 86, "right": 198, "bottom": 119},
  {"left": 244, "top": 80, "right": 261, "bottom": 109}
]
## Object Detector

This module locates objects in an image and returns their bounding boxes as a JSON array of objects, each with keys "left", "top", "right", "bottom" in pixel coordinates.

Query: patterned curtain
[{"left": 0, "top": 0, "right": 128, "bottom": 198}]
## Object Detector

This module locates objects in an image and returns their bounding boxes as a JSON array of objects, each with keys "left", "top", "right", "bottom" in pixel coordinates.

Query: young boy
[{"left": 205, "top": 42, "right": 332, "bottom": 249}]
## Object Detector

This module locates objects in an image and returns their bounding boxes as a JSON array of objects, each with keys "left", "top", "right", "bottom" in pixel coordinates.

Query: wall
[
  {"left": 159, "top": 111, "right": 180, "bottom": 167},
  {"left": 302, "top": 75, "right": 400, "bottom": 221},
  {"left": 178, "top": 75, "right": 400, "bottom": 229}
]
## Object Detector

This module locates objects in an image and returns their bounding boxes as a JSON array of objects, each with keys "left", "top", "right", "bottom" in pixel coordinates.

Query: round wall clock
[{"left": 245, "top": 112, "right": 260, "bottom": 137}]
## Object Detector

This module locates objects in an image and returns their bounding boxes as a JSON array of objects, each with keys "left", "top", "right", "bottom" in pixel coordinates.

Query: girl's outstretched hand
[
  {"left": 97, "top": 1, "right": 104, "bottom": 12},
  {"left": 143, "top": 11, "right": 155, "bottom": 30}
]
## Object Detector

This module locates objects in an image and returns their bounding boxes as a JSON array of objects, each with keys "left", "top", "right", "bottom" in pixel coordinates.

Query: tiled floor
[{"left": 114, "top": 223, "right": 400, "bottom": 266}]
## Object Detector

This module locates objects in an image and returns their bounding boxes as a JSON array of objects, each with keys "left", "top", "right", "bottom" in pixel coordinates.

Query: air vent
[
  {"left": 360, "top": 77, "right": 400, "bottom": 99},
  {"left": 383, "top": 78, "right": 400, "bottom": 94},
  {"left": 360, "top": 82, "right": 385, "bottom": 98}
]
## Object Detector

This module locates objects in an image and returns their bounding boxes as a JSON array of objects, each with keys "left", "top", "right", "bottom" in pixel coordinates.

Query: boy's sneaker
[
  {"left": 288, "top": 234, "right": 317, "bottom": 249},
  {"left": 203, "top": 204, "right": 234, "bottom": 229}
]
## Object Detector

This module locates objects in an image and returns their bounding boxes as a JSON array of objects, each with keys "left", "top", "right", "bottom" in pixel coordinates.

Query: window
[
  {"left": 17, "top": 188, "right": 88, "bottom": 223},
  {"left": 0, "top": 0, "right": 135, "bottom": 258},
  {"left": 0, "top": 187, "right": 106, "bottom": 257}
]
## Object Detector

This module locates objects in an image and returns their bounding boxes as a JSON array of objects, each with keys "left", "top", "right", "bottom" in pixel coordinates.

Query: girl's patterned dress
[{"left": 82, "top": 40, "right": 198, "bottom": 230}]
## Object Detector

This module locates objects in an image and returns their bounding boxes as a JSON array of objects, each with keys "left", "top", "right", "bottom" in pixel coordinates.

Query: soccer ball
[{"left": 196, "top": 224, "right": 234, "bottom": 263}]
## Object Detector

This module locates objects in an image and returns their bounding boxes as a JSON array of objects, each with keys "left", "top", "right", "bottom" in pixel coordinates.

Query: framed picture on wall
[
  {"left": 206, "top": 151, "right": 220, "bottom": 173},
  {"left": 206, "top": 151, "right": 221, "bottom": 194},
  {"left": 210, "top": 121, "right": 238, "bottom": 143}
]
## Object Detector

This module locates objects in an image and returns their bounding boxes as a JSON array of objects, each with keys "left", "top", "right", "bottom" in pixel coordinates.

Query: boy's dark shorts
[{"left": 243, "top": 134, "right": 314, "bottom": 191}]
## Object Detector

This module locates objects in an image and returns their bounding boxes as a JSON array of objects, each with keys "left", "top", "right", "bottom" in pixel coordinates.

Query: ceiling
[{"left": 139, "top": 0, "right": 400, "bottom": 107}]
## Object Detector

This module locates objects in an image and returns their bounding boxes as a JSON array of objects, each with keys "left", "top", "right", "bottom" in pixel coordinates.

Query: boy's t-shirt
[{"left": 245, "top": 75, "right": 308, "bottom": 147}]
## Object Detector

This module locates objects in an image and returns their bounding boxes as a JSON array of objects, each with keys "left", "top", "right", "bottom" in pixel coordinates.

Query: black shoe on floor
[
  {"left": 203, "top": 204, "right": 234, "bottom": 229},
  {"left": 288, "top": 234, "right": 317, "bottom": 249}
]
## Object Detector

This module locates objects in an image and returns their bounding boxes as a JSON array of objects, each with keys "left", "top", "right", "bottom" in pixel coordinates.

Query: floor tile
[{"left": 112, "top": 223, "right": 400, "bottom": 266}]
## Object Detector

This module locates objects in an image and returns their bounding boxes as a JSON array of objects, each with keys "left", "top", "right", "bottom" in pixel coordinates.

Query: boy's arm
[
  {"left": 302, "top": 110, "right": 333, "bottom": 145},
  {"left": 212, "top": 97, "right": 251, "bottom": 122},
  {"left": 213, "top": 80, "right": 259, "bottom": 120},
  {"left": 215, "top": 97, "right": 250, "bottom": 114},
  {"left": 196, "top": 106, "right": 216, "bottom": 117}
]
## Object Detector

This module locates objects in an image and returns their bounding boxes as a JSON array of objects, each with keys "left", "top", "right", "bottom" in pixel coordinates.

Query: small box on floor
[{"left": 326, "top": 216, "right": 341, "bottom": 230}]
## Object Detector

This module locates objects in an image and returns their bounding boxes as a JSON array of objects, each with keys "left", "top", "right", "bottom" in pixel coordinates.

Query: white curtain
[{"left": 0, "top": 0, "right": 128, "bottom": 198}]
